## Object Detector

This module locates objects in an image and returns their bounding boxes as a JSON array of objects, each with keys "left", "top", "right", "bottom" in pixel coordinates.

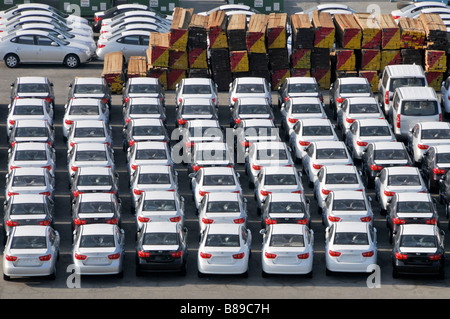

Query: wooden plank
[
  {"left": 227, "top": 14, "right": 248, "bottom": 51},
  {"left": 419, "top": 13, "right": 448, "bottom": 50},
  {"left": 127, "top": 56, "right": 147, "bottom": 78},
  {"left": 311, "top": 10, "right": 335, "bottom": 49},
  {"left": 147, "top": 33, "right": 170, "bottom": 68},
  {"left": 376, "top": 14, "right": 400, "bottom": 50},
  {"left": 398, "top": 17, "right": 426, "bottom": 49},
  {"left": 354, "top": 13, "right": 381, "bottom": 49},
  {"left": 207, "top": 10, "right": 228, "bottom": 49},
  {"left": 169, "top": 7, "right": 194, "bottom": 51},
  {"left": 247, "top": 14, "right": 269, "bottom": 53},
  {"left": 266, "top": 13, "right": 287, "bottom": 50},
  {"left": 101, "top": 51, "right": 125, "bottom": 94},
  {"left": 188, "top": 14, "right": 209, "bottom": 50},
  {"left": 333, "top": 13, "right": 362, "bottom": 49}
]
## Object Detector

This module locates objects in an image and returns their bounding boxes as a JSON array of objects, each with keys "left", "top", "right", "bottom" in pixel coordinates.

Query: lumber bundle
[
  {"left": 268, "top": 48, "right": 290, "bottom": 70},
  {"left": 266, "top": 13, "right": 288, "bottom": 50},
  {"left": 227, "top": 14, "right": 247, "bottom": 51},
  {"left": 147, "top": 33, "right": 170, "bottom": 68},
  {"left": 400, "top": 49, "right": 423, "bottom": 65},
  {"left": 398, "top": 17, "right": 426, "bottom": 49},
  {"left": 229, "top": 50, "right": 249, "bottom": 73},
  {"left": 167, "top": 68, "right": 186, "bottom": 90},
  {"left": 358, "top": 49, "right": 381, "bottom": 71},
  {"left": 290, "top": 13, "right": 314, "bottom": 49},
  {"left": 188, "top": 48, "right": 208, "bottom": 69},
  {"left": 147, "top": 67, "right": 168, "bottom": 89},
  {"left": 333, "top": 14, "right": 362, "bottom": 50},
  {"left": 312, "top": 11, "right": 335, "bottom": 49},
  {"left": 207, "top": 10, "right": 228, "bottom": 49},
  {"left": 169, "top": 7, "right": 194, "bottom": 51},
  {"left": 169, "top": 50, "right": 188, "bottom": 70},
  {"left": 381, "top": 49, "right": 402, "bottom": 70},
  {"left": 127, "top": 56, "right": 147, "bottom": 79},
  {"left": 354, "top": 13, "right": 381, "bottom": 49},
  {"left": 425, "top": 71, "right": 445, "bottom": 91},
  {"left": 188, "top": 14, "right": 208, "bottom": 50},
  {"left": 247, "top": 14, "right": 269, "bottom": 53},
  {"left": 291, "top": 48, "right": 311, "bottom": 69},
  {"left": 331, "top": 49, "right": 356, "bottom": 71},
  {"left": 419, "top": 13, "right": 448, "bottom": 50},
  {"left": 311, "top": 67, "right": 331, "bottom": 89},
  {"left": 425, "top": 50, "right": 447, "bottom": 72},
  {"left": 101, "top": 51, "right": 125, "bottom": 94},
  {"left": 311, "top": 48, "right": 331, "bottom": 69},
  {"left": 271, "top": 68, "right": 290, "bottom": 90},
  {"left": 376, "top": 14, "right": 400, "bottom": 50},
  {"left": 248, "top": 53, "right": 269, "bottom": 71}
]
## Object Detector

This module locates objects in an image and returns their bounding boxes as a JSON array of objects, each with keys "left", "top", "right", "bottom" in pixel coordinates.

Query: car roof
[
  {"left": 324, "top": 165, "right": 356, "bottom": 174},
  {"left": 313, "top": 140, "right": 346, "bottom": 149},
  {"left": 17, "top": 76, "right": 48, "bottom": 84},
  {"left": 384, "top": 64, "right": 425, "bottom": 77},
  {"left": 129, "top": 97, "right": 160, "bottom": 105},
  {"left": 372, "top": 141, "right": 405, "bottom": 150},
  {"left": 334, "top": 222, "right": 368, "bottom": 233},
  {"left": 338, "top": 77, "right": 369, "bottom": 84},
  {"left": 187, "top": 119, "right": 219, "bottom": 127},
  {"left": 287, "top": 77, "right": 317, "bottom": 84},
  {"left": 13, "top": 225, "right": 49, "bottom": 237},
  {"left": 182, "top": 78, "right": 212, "bottom": 85},
  {"left": 13, "top": 98, "right": 46, "bottom": 106},
  {"left": 262, "top": 166, "right": 297, "bottom": 175},
  {"left": 346, "top": 97, "right": 379, "bottom": 105},
  {"left": 69, "top": 98, "right": 101, "bottom": 106},
  {"left": 74, "top": 142, "right": 108, "bottom": 151},
  {"left": 80, "top": 223, "right": 116, "bottom": 235},
  {"left": 331, "top": 190, "right": 366, "bottom": 200},
  {"left": 128, "top": 77, "right": 159, "bottom": 84},
  {"left": 12, "top": 167, "right": 46, "bottom": 175},
  {"left": 357, "top": 119, "right": 390, "bottom": 126},
  {"left": 290, "top": 97, "right": 322, "bottom": 104},
  {"left": 74, "top": 77, "right": 104, "bottom": 85},
  {"left": 385, "top": 166, "right": 420, "bottom": 175},
  {"left": 78, "top": 166, "right": 111, "bottom": 174},
  {"left": 207, "top": 223, "right": 241, "bottom": 234},
  {"left": 143, "top": 221, "right": 178, "bottom": 234},
  {"left": 252, "top": 141, "right": 286, "bottom": 149},
  {"left": 206, "top": 192, "right": 240, "bottom": 201},
  {"left": 201, "top": 166, "right": 235, "bottom": 175},
  {"left": 78, "top": 192, "right": 115, "bottom": 202},
  {"left": 394, "top": 192, "right": 431, "bottom": 202},
  {"left": 270, "top": 223, "right": 306, "bottom": 235},
  {"left": 142, "top": 190, "right": 176, "bottom": 200},
  {"left": 418, "top": 121, "right": 450, "bottom": 129},
  {"left": 267, "top": 192, "right": 304, "bottom": 202},
  {"left": 135, "top": 141, "right": 168, "bottom": 149},
  {"left": 12, "top": 29, "right": 52, "bottom": 37},
  {"left": 182, "top": 99, "right": 214, "bottom": 106},
  {"left": 300, "top": 118, "right": 332, "bottom": 126},
  {"left": 194, "top": 142, "right": 227, "bottom": 150},
  {"left": 14, "top": 142, "right": 48, "bottom": 150},
  {"left": 400, "top": 224, "right": 437, "bottom": 236},
  {"left": 395, "top": 86, "right": 437, "bottom": 99}
]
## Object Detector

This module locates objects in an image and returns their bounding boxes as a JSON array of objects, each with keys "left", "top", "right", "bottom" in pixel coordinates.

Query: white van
[
  {"left": 390, "top": 86, "right": 442, "bottom": 141},
  {"left": 378, "top": 64, "right": 428, "bottom": 115}
]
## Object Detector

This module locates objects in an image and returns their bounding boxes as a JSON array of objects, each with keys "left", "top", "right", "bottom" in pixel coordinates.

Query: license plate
[
  {"left": 86, "top": 257, "right": 109, "bottom": 265},
  {"left": 17, "top": 258, "right": 40, "bottom": 267},
  {"left": 211, "top": 256, "right": 232, "bottom": 264}
]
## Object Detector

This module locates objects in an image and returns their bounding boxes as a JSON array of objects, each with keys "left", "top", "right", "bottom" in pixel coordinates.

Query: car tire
[
  {"left": 179, "top": 263, "right": 187, "bottom": 276},
  {"left": 392, "top": 266, "right": 399, "bottom": 279},
  {"left": 64, "top": 54, "right": 80, "bottom": 68},
  {"left": 241, "top": 270, "right": 248, "bottom": 278},
  {"left": 4, "top": 54, "right": 19, "bottom": 68},
  {"left": 3, "top": 274, "right": 11, "bottom": 281}
]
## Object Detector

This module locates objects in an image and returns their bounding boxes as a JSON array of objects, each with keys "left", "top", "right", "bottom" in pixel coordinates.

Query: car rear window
[
  {"left": 182, "top": 104, "right": 213, "bottom": 115},
  {"left": 13, "top": 105, "right": 44, "bottom": 115},
  {"left": 15, "top": 150, "right": 47, "bottom": 161},
  {"left": 129, "top": 84, "right": 159, "bottom": 94},
  {"left": 69, "top": 105, "right": 99, "bottom": 116},
  {"left": 302, "top": 125, "right": 332, "bottom": 136},
  {"left": 73, "top": 84, "right": 105, "bottom": 94},
  {"left": 400, "top": 235, "right": 436, "bottom": 248},
  {"left": 325, "top": 173, "right": 358, "bottom": 184},
  {"left": 11, "top": 236, "right": 47, "bottom": 249},
  {"left": 206, "top": 201, "right": 240, "bottom": 213},
  {"left": 256, "top": 149, "right": 288, "bottom": 161},
  {"left": 143, "top": 199, "right": 176, "bottom": 211},
  {"left": 270, "top": 234, "right": 305, "bottom": 247},
  {"left": 292, "top": 103, "right": 321, "bottom": 114},
  {"left": 390, "top": 77, "right": 425, "bottom": 91},
  {"left": 136, "top": 149, "right": 167, "bottom": 160},
  {"left": 288, "top": 83, "right": 318, "bottom": 93},
  {"left": 79, "top": 201, "right": 113, "bottom": 213},
  {"left": 269, "top": 202, "right": 305, "bottom": 214},
  {"left": 340, "top": 84, "right": 371, "bottom": 94},
  {"left": 349, "top": 103, "right": 379, "bottom": 113},
  {"left": 78, "top": 175, "right": 112, "bottom": 186},
  {"left": 316, "top": 148, "right": 348, "bottom": 159},
  {"left": 17, "top": 83, "right": 49, "bottom": 93},
  {"left": 332, "top": 199, "right": 366, "bottom": 211},
  {"left": 74, "top": 127, "right": 105, "bottom": 138},
  {"left": 205, "top": 234, "right": 240, "bottom": 247},
  {"left": 421, "top": 129, "right": 450, "bottom": 139},
  {"left": 334, "top": 232, "right": 369, "bottom": 245},
  {"left": 203, "top": 175, "right": 235, "bottom": 186},
  {"left": 388, "top": 174, "right": 421, "bottom": 186},
  {"left": 138, "top": 173, "right": 171, "bottom": 185},
  {"left": 359, "top": 126, "right": 391, "bottom": 137},
  {"left": 75, "top": 151, "right": 107, "bottom": 161},
  {"left": 12, "top": 176, "right": 46, "bottom": 187},
  {"left": 236, "top": 84, "right": 265, "bottom": 94},
  {"left": 11, "top": 203, "right": 46, "bottom": 215},
  {"left": 80, "top": 235, "right": 115, "bottom": 248},
  {"left": 130, "top": 104, "right": 159, "bottom": 114},
  {"left": 264, "top": 174, "right": 297, "bottom": 185},
  {"left": 182, "top": 84, "right": 211, "bottom": 94},
  {"left": 401, "top": 101, "right": 438, "bottom": 116},
  {"left": 143, "top": 232, "right": 179, "bottom": 245},
  {"left": 397, "top": 201, "right": 432, "bottom": 213},
  {"left": 239, "top": 104, "right": 270, "bottom": 114},
  {"left": 374, "top": 149, "right": 408, "bottom": 160},
  {"left": 133, "top": 125, "right": 163, "bottom": 136}
]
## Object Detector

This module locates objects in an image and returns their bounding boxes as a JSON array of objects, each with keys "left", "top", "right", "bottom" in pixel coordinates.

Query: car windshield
[
  {"left": 143, "top": 199, "right": 176, "bottom": 211},
  {"left": 340, "top": 84, "right": 371, "bottom": 94},
  {"left": 239, "top": 104, "right": 270, "bottom": 114},
  {"left": 421, "top": 129, "right": 450, "bottom": 139},
  {"left": 391, "top": 78, "right": 425, "bottom": 91},
  {"left": 136, "top": 149, "right": 167, "bottom": 160},
  {"left": 236, "top": 83, "right": 265, "bottom": 94},
  {"left": 359, "top": 126, "right": 391, "bottom": 137},
  {"left": 325, "top": 173, "right": 358, "bottom": 184},
  {"left": 203, "top": 174, "right": 235, "bottom": 186},
  {"left": 69, "top": 105, "right": 99, "bottom": 115},
  {"left": 316, "top": 148, "right": 347, "bottom": 159},
  {"left": 75, "top": 151, "right": 107, "bottom": 161},
  {"left": 13, "top": 105, "right": 44, "bottom": 115},
  {"left": 334, "top": 232, "right": 369, "bottom": 245},
  {"left": 205, "top": 234, "right": 240, "bottom": 247},
  {"left": 206, "top": 201, "right": 240, "bottom": 212},
  {"left": 79, "top": 201, "right": 113, "bottom": 213},
  {"left": 270, "top": 234, "right": 305, "bottom": 247},
  {"left": 332, "top": 199, "right": 366, "bottom": 211},
  {"left": 388, "top": 174, "right": 421, "bottom": 186},
  {"left": 288, "top": 83, "right": 318, "bottom": 93},
  {"left": 17, "top": 83, "right": 49, "bottom": 93},
  {"left": 10, "top": 203, "right": 46, "bottom": 215},
  {"left": 302, "top": 125, "right": 332, "bottom": 136},
  {"left": 138, "top": 173, "right": 170, "bottom": 185},
  {"left": 292, "top": 103, "right": 321, "bottom": 114},
  {"left": 79, "top": 234, "right": 115, "bottom": 248},
  {"left": 77, "top": 175, "right": 112, "bottom": 186},
  {"left": 133, "top": 125, "right": 163, "bottom": 136},
  {"left": 12, "top": 175, "right": 45, "bottom": 187},
  {"left": 129, "top": 84, "right": 159, "bottom": 93},
  {"left": 15, "top": 150, "right": 47, "bottom": 161},
  {"left": 437, "top": 153, "right": 450, "bottom": 164},
  {"left": 182, "top": 104, "right": 213, "bottom": 115},
  {"left": 73, "top": 84, "right": 105, "bottom": 94},
  {"left": 401, "top": 101, "right": 438, "bottom": 116},
  {"left": 10, "top": 236, "right": 47, "bottom": 249},
  {"left": 14, "top": 126, "right": 48, "bottom": 138},
  {"left": 264, "top": 174, "right": 297, "bottom": 185},
  {"left": 400, "top": 235, "right": 436, "bottom": 248},
  {"left": 349, "top": 104, "right": 379, "bottom": 113},
  {"left": 269, "top": 202, "right": 305, "bottom": 213},
  {"left": 143, "top": 232, "right": 179, "bottom": 245},
  {"left": 256, "top": 149, "right": 287, "bottom": 161},
  {"left": 130, "top": 104, "right": 160, "bottom": 114},
  {"left": 397, "top": 201, "right": 432, "bottom": 213},
  {"left": 74, "top": 127, "right": 105, "bottom": 138},
  {"left": 374, "top": 149, "right": 407, "bottom": 160},
  {"left": 182, "top": 84, "right": 211, "bottom": 94}
]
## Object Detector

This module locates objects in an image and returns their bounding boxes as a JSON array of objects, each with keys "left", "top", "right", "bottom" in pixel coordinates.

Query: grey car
[
  {"left": 8, "top": 119, "right": 55, "bottom": 148},
  {"left": 175, "top": 78, "right": 219, "bottom": 108},
  {"left": 5, "top": 167, "right": 55, "bottom": 201},
  {"left": 8, "top": 142, "right": 56, "bottom": 176}
]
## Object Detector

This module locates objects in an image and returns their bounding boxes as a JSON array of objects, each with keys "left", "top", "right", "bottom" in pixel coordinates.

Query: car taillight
[
  {"left": 138, "top": 216, "right": 150, "bottom": 223},
  {"left": 39, "top": 191, "right": 50, "bottom": 196},
  {"left": 71, "top": 166, "right": 78, "bottom": 172},
  {"left": 95, "top": 16, "right": 101, "bottom": 22},
  {"left": 192, "top": 165, "right": 202, "bottom": 171},
  {"left": 74, "top": 253, "right": 86, "bottom": 260},
  {"left": 433, "top": 167, "right": 446, "bottom": 175},
  {"left": 97, "top": 44, "right": 105, "bottom": 48},
  {"left": 292, "top": 190, "right": 302, "bottom": 194},
  {"left": 202, "top": 218, "right": 214, "bottom": 224},
  {"left": 329, "top": 250, "right": 341, "bottom": 257},
  {"left": 72, "top": 191, "right": 81, "bottom": 197},
  {"left": 299, "top": 141, "right": 310, "bottom": 146},
  {"left": 199, "top": 190, "right": 209, "bottom": 197},
  {"left": 346, "top": 118, "right": 355, "bottom": 124},
  {"left": 178, "top": 118, "right": 187, "bottom": 125},
  {"left": 384, "top": 190, "right": 395, "bottom": 197},
  {"left": 7, "top": 192, "right": 19, "bottom": 197},
  {"left": 264, "top": 252, "right": 277, "bottom": 259},
  {"left": 284, "top": 97, "right": 290, "bottom": 102},
  {"left": 312, "top": 163, "right": 323, "bottom": 170},
  {"left": 74, "top": 218, "right": 86, "bottom": 225},
  {"left": 336, "top": 97, "right": 344, "bottom": 103},
  {"left": 38, "top": 220, "right": 51, "bottom": 226},
  {"left": 101, "top": 98, "right": 108, "bottom": 104},
  {"left": 44, "top": 97, "right": 53, "bottom": 104},
  {"left": 232, "top": 97, "right": 237, "bottom": 103},
  {"left": 439, "top": 113, "right": 443, "bottom": 122},
  {"left": 395, "top": 252, "right": 408, "bottom": 260},
  {"left": 133, "top": 189, "right": 144, "bottom": 195},
  {"left": 362, "top": 251, "right": 374, "bottom": 258},
  {"left": 65, "top": 119, "right": 74, "bottom": 125},
  {"left": 297, "top": 253, "right": 309, "bottom": 259},
  {"left": 171, "top": 251, "right": 183, "bottom": 258},
  {"left": 5, "top": 255, "right": 17, "bottom": 261},
  {"left": 429, "top": 254, "right": 442, "bottom": 261},
  {"left": 70, "top": 142, "right": 76, "bottom": 148},
  {"left": 360, "top": 216, "right": 372, "bottom": 222},
  {"left": 297, "top": 219, "right": 308, "bottom": 225},
  {"left": 9, "top": 120, "right": 15, "bottom": 125},
  {"left": 39, "top": 254, "right": 52, "bottom": 261},
  {"left": 233, "top": 252, "right": 245, "bottom": 259},
  {"left": 108, "top": 253, "right": 120, "bottom": 260},
  {"left": 370, "top": 164, "right": 383, "bottom": 171},
  {"left": 5, "top": 220, "right": 18, "bottom": 227},
  {"left": 288, "top": 118, "right": 298, "bottom": 124},
  {"left": 241, "top": 141, "right": 251, "bottom": 147},
  {"left": 356, "top": 141, "right": 368, "bottom": 147},
  {"left": 131, "top": 164, "right": 138, "bottom": 171},
  {"left": 417, "top": 144, "right": 429, "bottom": 150},
  {"left": 107, "top": 218, "right": 118, "bottom": 224},
  {"left": 200, "top": 252, "right": 211, "bottom": 259},
  {"left": 235, "top": 118, "right": 241, "bottom": 124},
  {"left": 260, "top": 190, "right": 271, "bottom": 196},
  {"left": 265, "top": 218, "right": 277, "bottom": 225},
  {"left": 129, "top": 140, "right": 135, "bottom": 147},
  {"left": 138, "top": 250, "right": 150, "bottom": 258},
  {"left": 170, "top": 216, "right": 181, "bottom": 223},
  {"left": 396, "top": 114, "right": 400, "bottom": 128},
  {"left": 10, "top": 165, "right": 20, "bottom": 170},
  {"left": 328, "top": 216, "right": 341, "bottom": 222},
  {"left": 385, "top": 91, "right": 389, "bottom": 105},
  {"left": 233, "top": 218, "right": 245, "bottom": 224},
  {"left": 252, "top": 164, "right": 262, "bottom": 170},
  {"left": 42, "top": 165, "right": 52, "bottom": 171},
  {"left": 426, "top": 218, "right": 437, "bottom": 225},
  {"left": 322, "top": 189, "right": 331, "bottom": 195}
]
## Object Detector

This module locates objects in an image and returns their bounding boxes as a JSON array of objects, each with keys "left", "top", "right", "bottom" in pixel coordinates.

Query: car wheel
[
  {"left": 179, "top": 263, "right": 187, "bottom": 276},
  {"left": 3, "top": 274, "right": 11, "bottom": 281},
  {"left": 4, "top": 54, "right": 19, "bottom": 68},
  {"left": 392, "top": 266, "right": 399, "bottom": 279},
  {"left": 64, "top": 54, "right": 80, "bottom": 68}
]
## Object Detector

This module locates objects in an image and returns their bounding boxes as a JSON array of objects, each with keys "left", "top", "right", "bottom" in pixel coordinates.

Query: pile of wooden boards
[
  {"left": 101, "top": 51, "right": 125, "bottom": 94},
  {"left": 310, "top": 11, "right": 334, "bottom": 88}
]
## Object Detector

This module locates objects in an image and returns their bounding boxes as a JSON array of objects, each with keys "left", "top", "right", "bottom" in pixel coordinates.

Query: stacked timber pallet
[
  {"left": 376, "top": 14, "right": 402, "bottom": 71},
  {"left": 228, "top": 14, "right": 249, "bottom": 77},
  {"left": 266, "top": 13, "right": 289, "bottom": 89},
  {"left": 290, "top": 13, "right": 314, "bottom": 77},
  {"left": 332, "top": 14, "right": 360, "bottom": 80},
  {"left": 311, "top": 10, "right": 334, "bottom": 89},
  {"left": 127, "top": 56, "right": 147, "bottom": 79},
  {"left": 146, "top": 32, "right": 170, "bottom": 89},
  {"left": 101, "top": 51, "right": 125, "bottom": 94},
  {"left": 187, "top": 14, "right": 209, "bottom": 78}
]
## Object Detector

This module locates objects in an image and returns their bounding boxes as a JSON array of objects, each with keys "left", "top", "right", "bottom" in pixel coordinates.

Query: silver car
[
  {"left": 99, "top": 18, "right": 170, "bottom": 39},
  {"left": 126, "top": 141, "right": 173, "bottom": 175},
  {"left": 96, "top": 30, "right": 151, "bottom": 61},
  {"left": 66, "top": 120, "right": 113, "bottom": 151},
  {"left": 8, "top": 142, "right": 56, "bottom": 176},
  {"left": 229, "top": 77, "right": 272, "bottom": 107},
  {"left": 123, "top": 97, "right": 166, "bottom": 125},
  {"left": 0, "top": 30, "right": 92, "bottom": 68},
  {"left": 175, "top": 78, "right": 219, "bottom": 108},
  {"left": 7, "top": 98, "right": 53, "bottom": 135},
  {"left": 67, "top": 143, "right": 115, "bottom": 178},
  {"left": 63, "top": 98, "right": 109, "bottom": 138},
  {"left": 3, "top": 225, "right": 60, "bottom": 281},
  {"left": 5, "top": 167, "right": 55, "bottom": 200},
  {"left": 8, "top": 119, "right": 55, "bottom": 147},
  {"left": 72, "top": 224, "right": 125, "bottom": 277},
  {"left": 123, "top": 118, "right": 169, "bottom": 151}
]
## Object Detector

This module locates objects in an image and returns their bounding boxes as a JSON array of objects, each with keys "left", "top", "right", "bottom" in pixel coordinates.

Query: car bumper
[
  {"left": 393, "top": 260, "right": 443, "bottom": 276},
  {"left": 73, "top": 260, "right": 122, "bottom": 275},
  {"left": 198, "top": 259, "right": 248, "bottom": 275},
  {"left": 137, "top": 258, "right": 185, "bottom": 273},
  {"left": 3, "top": 261, "right": 55, "bottom": 277},
  {"left": 262, "top": 257, "right": 313, "bottom": 275},
  {"left": 326, "top": 257, "right": 377, "bottom": 273}
]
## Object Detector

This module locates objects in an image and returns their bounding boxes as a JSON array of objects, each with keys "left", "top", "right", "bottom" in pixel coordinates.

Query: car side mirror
[
  {"left": 259, "top": 229, "right": 266, "bottom": 235},
  {"left": 188, "top": 173, "right": 196, "bottom": 179}
]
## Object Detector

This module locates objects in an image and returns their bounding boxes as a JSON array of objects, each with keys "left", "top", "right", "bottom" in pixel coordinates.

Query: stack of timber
[
  {"left": 333, "top": 14, "right": 361, "bottom": 50},
  {"left": 146, "top": 33, "right": 170, "bottom": 89},
  {"left": 266, "top": 13, "right": 289, "bottom": 89},
  {"left": 208, "top": 10, "right": 231, "bottom": 91},
  {"left": 127, "top": 56, "right": 147, "bottom": 79},
  {"left": 247, "top": 14, "right": 268, "bottom": 53},
  {"left": 101, "top": 51, "right": 125, "bottom": 94},
  {"left": 419, "top": 13, "right": 448, "bottom": 51},
  {"left": 354, "top": 13, "right": 381, "bottom": 49},
  {"left": 290, "top": 13, "right": 313, "bottom": 77},
  {"left": 425, "top": 49, "right": 447, "bottom": 91},
  {"left": 400, "top": 49, "right": 423, "bottom": 65},
  {"left": 187, "top": 14, "right": 209, "bottom": 75},
  {"left": 311, "top": 10, "right": 334, "bottom": 89},
  {"left": 207, "top": 10, "right": 228, "bottom": 50},
  {"left": 376, "top": 14, "right": 401, "bottom": 72},
  {"left": 227, "top": 14, "right": 247, "bottom": 51},
  {"left": 398, "top": 17, "right": 426, "bottom": 49}
]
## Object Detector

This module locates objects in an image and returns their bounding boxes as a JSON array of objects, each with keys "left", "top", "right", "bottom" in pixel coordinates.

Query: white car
[
  {"left": 260, "top": 193, "right": 311, "bottom": 229},
  {"left": 96, "top": 30, "right": 151, "bottom": 61},
  {"left": 403, "top": 6, "right": 450, "bottom": 19},
  {"left": 345, "top": 119, "right": 396, "bottom": 161},
  {"left": 197, "top": 192, "right": 248, "bottom": 234},
  {"left": 277, "top": 76, "right": 323, "bottom": 106},
  {"left": 230, "top": 97, "right": 275, "bottom": 127},
  {"left": 314, "top": 165, "right": 365, "bottom": 212},
  {"left": 123, "top": 97, "right": 166, "bottom": 125},
  {"left": 135, "top": 191, "right": 185, "bottom": 231},
  {"left": 72, "top": 224, "right": 125, "bottom": 277},
  {"left": 6, "top": 167, "right": 54, "bottom": 199},
  {"left": 375, "top": 166, "right": 428, "bottom": 214},
  {"left": 325, "top": 222, "right": 377, "bottom": 275},
  {"left": 99, "top": 18, "right": 169, "bottom": 39},
  {"left": 234, "top": 119, "right": 280, "bottom": 158},
  {"left": 8, "top": 142, "right": 55, "bottom": 176},
  {"left": 441, "top": 76, "right": 450, "bottom": 115},
  {"left": 254, "top": 166, "right": 304, "bottom": 210},
  {"left": 179, "top": 119, "right": 223, "bottom": 161},
  {"left": 67, "top": 77, "right": 111, "bottom": 105},
  {"left": 126, "top": 141, "right": 173, "bottom": 175},
  {"left": 67, "top": 143, "right": 115, "bottom": 178},
  {"left": 390, "top": 1, "right": 448, "bottom": 20},
  {"left": 175, "top": 78, "right": 219, "bottom": 108},
  {"left": 100, "top": 11, "right": 171, "bottom": 31},
  {"left": 229, "top": 77, "right": 272, "bottom": 107},
  {"left": 130, "top": 165, "right": 179, "bottom": 210},
  {"left": 289, "top": 119, "right": 339, "bottom": 162},
  {"left": 197, "top": 224, "right": 252, "bottom": 277},
  {"left": 8, "top": 119, "right": 55, "bottom": 147},
  {"left": 7, "top": 98, "right": 53, "bottom": 135},
  {"left": 190, "top": 142, "right": 234, "bottom": 173},
  {"left": 280, "top": 97, "right": 327, "bottom": 137},
  {"left": 123, "top": 118, "right": 169, "bottom": 150},
  {"left": 122, "top": 77, "right": 165, "bottom": 105},
  {"left": 302, "top": 141, "right": 353, "bottom": 186},
  {"left": 70, "top": 166, "right": 119, "bottom": 198},
  {"left": 66, "top": 120, "right": 113, "bottom": 151},
  {"left": 190, "top": 167, "right": 242, "bottom": 210},
  {"left": 322, "top": 190, "right": 374, "bottom": 228},
  {"left": 63, "top": 98, "right": 109, "bottom": 138},
  {"left": 408, "top": 121, "right": 450, "bottom": 165},
  {"left": 3, "top": 225, "right": 59, "bottom": 281},
  {"left": 260, "top": 224, "right": 314, "bottom": 277},
  {"left": 246, "top": 141, "right": 294, "bottom": 186},
  {"left": 337, "top": 97, "right": 385, "bottom": 134}
]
